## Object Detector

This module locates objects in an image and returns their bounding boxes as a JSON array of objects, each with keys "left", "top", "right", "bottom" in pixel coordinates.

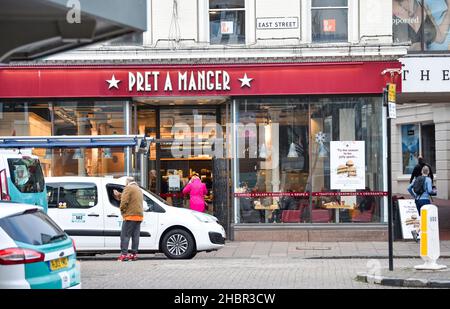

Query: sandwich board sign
[
  {"left": 398, "top": 199, "right": 420, "bottom": 240},
  {"left": 330, "top": 141, "right": 365, "bottom": 190}
]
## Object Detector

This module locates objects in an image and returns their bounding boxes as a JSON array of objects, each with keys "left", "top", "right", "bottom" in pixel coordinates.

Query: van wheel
[{"left": 162, "top": 229, "right": 195, "bottom": 259}]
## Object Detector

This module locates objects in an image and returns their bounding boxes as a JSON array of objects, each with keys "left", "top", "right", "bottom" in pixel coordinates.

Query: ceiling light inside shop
[{"left": 287, "top": 142, "right": 299, "bottom": 158}]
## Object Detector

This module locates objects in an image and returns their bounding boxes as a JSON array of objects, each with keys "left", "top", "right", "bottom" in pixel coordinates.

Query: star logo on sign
[
  {"left": 106, "top": 75, "right": 121, "bottom": 89},
  {"left": 238, "top": 73, "right": 253, "bottom": 88}
]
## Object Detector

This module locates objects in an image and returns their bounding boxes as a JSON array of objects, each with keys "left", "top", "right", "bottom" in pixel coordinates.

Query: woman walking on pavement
[
  {"left": 407, "top": 165, "right": 434, "bottom": 242},
  {"left": 408, "top": 165, "right": 434, "bottom": 213},
  {"left": 182, "top": 172, "right": 208, "bottom": 213}
]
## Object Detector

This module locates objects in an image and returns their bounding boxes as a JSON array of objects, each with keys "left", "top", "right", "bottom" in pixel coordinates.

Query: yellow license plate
[{"left": 49, "top": 257, "right": 68, "bottom": 271}]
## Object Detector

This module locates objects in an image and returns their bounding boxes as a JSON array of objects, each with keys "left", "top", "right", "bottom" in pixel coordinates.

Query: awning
[
  {"left": 0, "top": 0, "right": 147, "bottom": 63},
  {"left": 0, "top": 62, "right": 403, "bottom": 98}
]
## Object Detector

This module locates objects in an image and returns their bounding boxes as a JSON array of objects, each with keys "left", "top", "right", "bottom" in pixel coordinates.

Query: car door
[
  {"left": 46, "top": 181, "right": 104, "bottom": 249},
  {"left": 103, "top": 182, "right": 159, "bottom": 250}
]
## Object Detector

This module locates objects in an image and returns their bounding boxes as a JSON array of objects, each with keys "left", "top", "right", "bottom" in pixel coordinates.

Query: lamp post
[{"left": 381, "top": 68, "right": 401, "bottom": 271}]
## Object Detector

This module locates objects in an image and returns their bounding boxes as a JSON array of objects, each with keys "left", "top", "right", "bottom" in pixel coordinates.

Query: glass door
[{"left": 158, "top": 108, "right": 218, "bottom": 210}]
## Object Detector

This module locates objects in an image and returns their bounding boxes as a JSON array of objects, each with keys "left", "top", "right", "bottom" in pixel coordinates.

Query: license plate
[{"left": 49, "top": 257, "right": 68, "bottom": 271}]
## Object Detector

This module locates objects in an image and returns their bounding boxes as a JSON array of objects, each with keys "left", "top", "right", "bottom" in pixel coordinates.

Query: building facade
[
  {"left": 391, "top": 0, "right": 450, "bottom": 202},
  {"left": 0, "top": 0, "right": 407, "bottom": 241}
]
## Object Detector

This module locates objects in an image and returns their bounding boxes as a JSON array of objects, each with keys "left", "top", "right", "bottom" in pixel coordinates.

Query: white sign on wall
[
  {"left": 401, "top": 57, "right": 450, "bottom": 92},
  {"left": 256, "top": 17, "right": 299, "bottom": 30},
  {"left": 330, "top": 141, "right": 365, "bottom": 190},
  {"left": 398, "top": 199, "right": 420, "bottom": 240}
]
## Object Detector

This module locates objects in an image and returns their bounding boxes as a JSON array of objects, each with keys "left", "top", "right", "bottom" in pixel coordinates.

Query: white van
[{"left": 45, "top": 177, "right": 225, "bottom": 259}]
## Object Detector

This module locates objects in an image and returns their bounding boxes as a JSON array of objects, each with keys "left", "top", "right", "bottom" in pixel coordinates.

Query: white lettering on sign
[
  {"left": 256, "top": 17, "right": 299, "bottom": 30},
  {"left": 124, "top": 71, "right": 231, "bottom": 93}
]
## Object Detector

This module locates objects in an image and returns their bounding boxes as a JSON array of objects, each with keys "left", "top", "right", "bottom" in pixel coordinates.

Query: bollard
[{"left": 414, "top": 204, "right": 447, "bottom": 270}]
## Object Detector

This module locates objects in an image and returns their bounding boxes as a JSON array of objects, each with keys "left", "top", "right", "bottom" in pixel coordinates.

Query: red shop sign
[{"left": 0, "top": 61, "right": 401, "bottom": 98}]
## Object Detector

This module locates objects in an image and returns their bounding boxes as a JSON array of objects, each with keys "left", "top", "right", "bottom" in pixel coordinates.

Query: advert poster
[
  {"left": 168, "top": 174, "right": 181, "bottom": 191},
  {"left": 330, "top": 141, "right": 365, "bottom": 190},
  {"left": 398, "top": 199, "right": 420, "bottom": 240}
]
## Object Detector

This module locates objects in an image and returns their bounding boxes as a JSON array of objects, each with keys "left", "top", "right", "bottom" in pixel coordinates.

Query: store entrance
[{"left": 133, "top": 98, "right": 231, "bottom": 230}]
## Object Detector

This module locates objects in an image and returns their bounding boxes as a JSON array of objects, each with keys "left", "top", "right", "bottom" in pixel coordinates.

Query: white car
[
  {"left": 0, "top": 203, "right": 81, "bottom": 289},
  {"left": 45, "top": 177, "right": 225, "bottom": 259}
]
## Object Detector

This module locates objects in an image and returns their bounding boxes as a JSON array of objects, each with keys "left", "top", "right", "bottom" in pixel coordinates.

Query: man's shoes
[
  {"left": 127, "top": 253, "right": 138, "bottom": 261},
  {"left": 411, "top": 230, "right": 420, "bottom": 243},
  {"left": 117, "top": 254, "right": 129, "bottom": 262}
]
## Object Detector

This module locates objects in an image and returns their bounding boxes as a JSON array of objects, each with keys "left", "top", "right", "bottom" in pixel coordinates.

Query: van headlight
[{"left": 191, "top": 212, "right": 216, "bottom": 223}]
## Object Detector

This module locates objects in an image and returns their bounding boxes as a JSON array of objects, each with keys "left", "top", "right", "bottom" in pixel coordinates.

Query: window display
[{"left": 234, "top": 96, "right": 384, "bottom": 224}]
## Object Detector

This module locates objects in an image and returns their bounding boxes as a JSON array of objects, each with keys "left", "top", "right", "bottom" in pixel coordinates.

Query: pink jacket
[{"left": 182, "top": 178, "right": 208, "bottom": 212}]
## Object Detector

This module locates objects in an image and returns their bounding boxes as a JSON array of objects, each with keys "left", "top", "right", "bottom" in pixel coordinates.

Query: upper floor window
[
  {"left": 393, "top": 0, "right": 450, "bottom": 52},
  {"left": 209, "top": 0, "right": 245, "bottom": 44},
  {"left": 311, "top": 0, "right": 348, "bottom": 43}
]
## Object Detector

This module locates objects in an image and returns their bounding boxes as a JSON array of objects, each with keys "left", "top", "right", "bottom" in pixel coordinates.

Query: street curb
[
  {"left": 307, "top": 255, "right": 450, "bottom": 259},
  {"left": 356, "top": 272, "right": 450, "bottom": 288}
]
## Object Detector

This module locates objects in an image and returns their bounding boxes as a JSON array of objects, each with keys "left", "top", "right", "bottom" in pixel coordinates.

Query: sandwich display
[
  {"left": 337, "top": 164, "right": 348, "bottom": 174},
  {"left": 336, "top": 160, "right": 358, "bottom": 177},
  {"left": 347, "top": 166, "right": 357, "bottom": 177}
]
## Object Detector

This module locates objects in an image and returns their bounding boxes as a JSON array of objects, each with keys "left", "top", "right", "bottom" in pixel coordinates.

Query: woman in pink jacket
[{"left": 182, "top": 173, "right": 208, "bottom": 212}]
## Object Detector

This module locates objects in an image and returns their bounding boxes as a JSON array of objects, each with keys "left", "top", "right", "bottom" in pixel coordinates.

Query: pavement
[{"left": 78, "top": 240, "right": 450, "bottom": 288}]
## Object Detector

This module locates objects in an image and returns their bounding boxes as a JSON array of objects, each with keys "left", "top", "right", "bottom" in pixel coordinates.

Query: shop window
[
  {"left": 209, "top": 0, "right": 245, "bottom": 44},
  {"left": 393, "top": 0, "right": 450, "bottom": 52},
  {"left": 401, "top": 123, "right": 435, "bottom": 175},
  {"left": 234, "top": 96, "right": 384, "bottom": 225},
  {"left": 311, "top": 0, "right": 348, "bottom": 43}
]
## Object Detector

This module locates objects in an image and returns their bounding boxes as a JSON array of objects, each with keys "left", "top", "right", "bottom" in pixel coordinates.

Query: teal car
[{"left": 0, "top": 203, "right": 80, "bottom": 289}]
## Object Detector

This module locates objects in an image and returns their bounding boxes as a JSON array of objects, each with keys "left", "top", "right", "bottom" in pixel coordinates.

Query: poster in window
[
  {"left": 323, "top": 19, "right": 336, "bottom": 32},
  {"left": 398, "top": 199, "right": 420, "bottom": 239},
  {"left": 221, "top": 21, "right": 234, "bottom": 34},
  {"left": 330, "top": 141, "right": 365, "bottom": 190},
  {"left": 401, "top": 124, "right": 419, "bottom": 174},
  {"left": 424, "top": 0, "right": 450, "bottom": 51},
  {"left": 168, "top": 174, "right": 181, "bottom": 191},
  {"left": 392, "top": 0, "right": 424, "bottom": 50}
]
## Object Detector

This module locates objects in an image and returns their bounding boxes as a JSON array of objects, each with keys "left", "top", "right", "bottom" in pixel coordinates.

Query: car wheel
[{"left": 162, "top": 229, "right": 196, "bottom": 259}]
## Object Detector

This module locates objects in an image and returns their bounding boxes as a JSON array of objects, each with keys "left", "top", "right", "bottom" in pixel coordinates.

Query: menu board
[
  {"left": 168, "top": 174, "right": 181, "bottom": 191},
  {"left": 398, "top": 199, "right": 420, "bottom": 240},
  {"left": 330, "top": 141, "right": 365, "bottom": 190}
]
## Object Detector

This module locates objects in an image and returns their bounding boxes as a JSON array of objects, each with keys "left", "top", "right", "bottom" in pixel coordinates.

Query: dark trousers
[
  {"left": 415, "top": 199, "right": 431, "bottom": 214},
  {"left": 120, "top": 220, "right": 141, "bottom": 255}
]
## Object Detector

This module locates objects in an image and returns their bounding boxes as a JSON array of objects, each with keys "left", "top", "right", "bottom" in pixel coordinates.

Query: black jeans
[
  {"left": 415, "top": 199, "right": 431, "bottom": 214},
  {"left": 120, "top": 220, "right": 142, "bottom": 255}
]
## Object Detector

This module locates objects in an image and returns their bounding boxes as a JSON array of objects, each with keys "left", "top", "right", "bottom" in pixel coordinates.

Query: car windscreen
[
  {"left": 7, "top": 158, "right": 45, "bottom": 193},
  {"left": 0, "top": 209, "right": 67, "bottom": 245}
]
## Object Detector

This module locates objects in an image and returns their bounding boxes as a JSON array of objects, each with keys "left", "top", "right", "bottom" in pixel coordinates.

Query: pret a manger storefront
[{"left": 0, "top": 61, "right": 401, "bottom": 241}]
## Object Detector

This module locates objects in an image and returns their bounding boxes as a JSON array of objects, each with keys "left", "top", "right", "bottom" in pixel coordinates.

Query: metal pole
[
  {"left": 385, "top": 88, "right": 394, "bottom": 271},
  {"left": 125, "top": 101, "right": 132, "bottom": 176}
]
